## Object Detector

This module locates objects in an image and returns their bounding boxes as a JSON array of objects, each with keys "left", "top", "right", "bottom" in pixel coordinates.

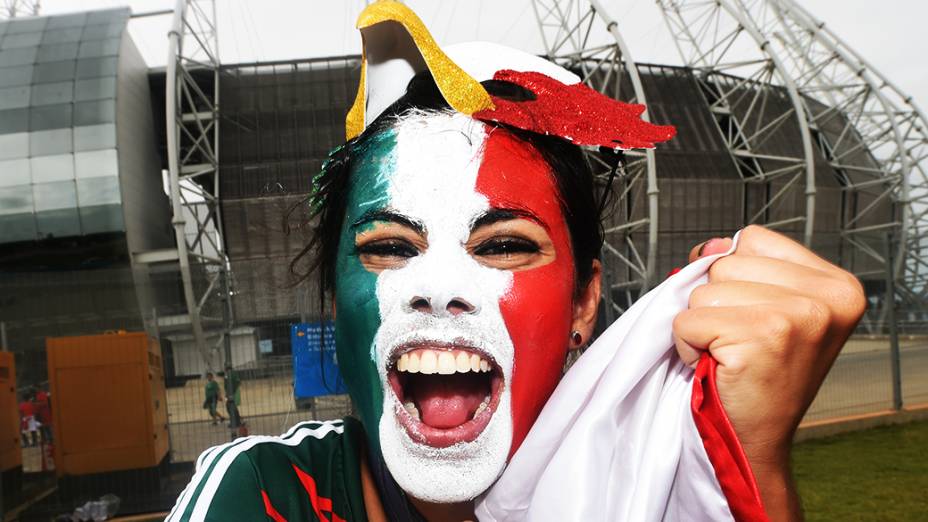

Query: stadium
[{"left": 0, "top": 0, "right": 925, "bottom": 518}]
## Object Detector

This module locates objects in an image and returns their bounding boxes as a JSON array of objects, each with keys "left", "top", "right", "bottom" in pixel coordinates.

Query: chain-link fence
[
  {"left": 0, "top": 265, "right": 356, "bottom": 520},
  {"left": 0, "top": 38, "right": 924, "bottom": 522},
  {"left": 0, "top": 262, "right": 925, "bottom": 519}
]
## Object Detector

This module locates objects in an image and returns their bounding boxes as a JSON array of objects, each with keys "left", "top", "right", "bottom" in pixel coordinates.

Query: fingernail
[{"left": 697, "top": 238, "right": 721, "bottom": 258}]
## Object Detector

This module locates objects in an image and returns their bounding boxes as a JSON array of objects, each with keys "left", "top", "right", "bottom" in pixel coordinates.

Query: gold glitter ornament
[{"left": 345, "top": 0, "right": 495, "bottom": 140}]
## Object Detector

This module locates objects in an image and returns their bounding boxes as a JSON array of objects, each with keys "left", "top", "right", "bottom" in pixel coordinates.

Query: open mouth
[{"left": 387, "top": 343, "right": 503, "bottom": 448}]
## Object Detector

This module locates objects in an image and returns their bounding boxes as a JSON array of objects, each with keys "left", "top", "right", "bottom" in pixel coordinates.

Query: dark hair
[{"left": 289, "top": 71, "right": 605, "bottom": 306}]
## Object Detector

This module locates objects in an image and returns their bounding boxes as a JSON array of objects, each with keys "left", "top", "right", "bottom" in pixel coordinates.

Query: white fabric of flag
[{"left": 476, "top": 236, "right": 743, "bottom": 521}]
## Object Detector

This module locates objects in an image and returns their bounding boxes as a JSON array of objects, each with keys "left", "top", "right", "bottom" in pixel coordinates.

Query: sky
[{"left": 27, "top": 0, "right": 928, "bottom": 112}]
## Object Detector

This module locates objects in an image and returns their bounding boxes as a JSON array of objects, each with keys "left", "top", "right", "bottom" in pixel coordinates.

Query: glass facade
[{"left": 0, "top": 8, "right": 128, "bottom": 243}]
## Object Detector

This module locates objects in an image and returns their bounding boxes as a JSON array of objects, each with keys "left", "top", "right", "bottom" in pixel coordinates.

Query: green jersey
[
  {"left": 224, "top": 371, "right": 242, "bottom": 406},
  {"left": 167, "top": 418, "right": 368, "bottom": 522},
  {"left": 204, "top": 381, "right": 220, "bottom": 401}
]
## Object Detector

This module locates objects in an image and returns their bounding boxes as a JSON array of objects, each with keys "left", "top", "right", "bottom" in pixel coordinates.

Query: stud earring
[{"left": 570, "top": 330, "right": 583, "bottom": 346}]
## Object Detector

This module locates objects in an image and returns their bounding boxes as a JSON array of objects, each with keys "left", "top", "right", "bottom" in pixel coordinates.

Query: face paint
[
  {"left": 335, "top": 112, "right": 575, "bottom": 503},
  {"left": 474, "top": 129, "right": 576, "bottom": 456},
  {"left": 334, "top": 129, "right": 398, "bottom": 453}
]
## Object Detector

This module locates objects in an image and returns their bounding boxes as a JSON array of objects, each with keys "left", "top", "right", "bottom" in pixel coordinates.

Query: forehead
[{"left": 350, "top": 112, "right": 562, "bottom": 227}]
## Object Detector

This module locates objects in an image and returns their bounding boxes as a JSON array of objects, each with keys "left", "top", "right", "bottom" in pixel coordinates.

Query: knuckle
[
  {"left": 839, "top": 273, "right": 867, "bottom": 319},
  {"left": 762, "top": 309, "right": 794, "bottom": 346},
  {"left": 708, "top": 256, "right": 735, "bottom": 281},
  {"left": 739, "top": 224, "right": 768, "bottom": 246},
  {"left": 823, "top": 270, "right": 867, "bottom": 323},
  {"left": 722, "top": 354, "right": 749, "bottom": 379},
  {"left": 742, "top": 224, "right": 767, "bottom": 237},
  {"left": 688, "top": 283, "right": 712, "bottom": 309},
  {"left": 795, "top": 296, "right": 832, "bottom": 341}
]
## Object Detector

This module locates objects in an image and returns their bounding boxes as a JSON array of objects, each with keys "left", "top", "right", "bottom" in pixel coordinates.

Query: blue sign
[{"left": 291, "top": 322, "right": 347, "bottom": 398}]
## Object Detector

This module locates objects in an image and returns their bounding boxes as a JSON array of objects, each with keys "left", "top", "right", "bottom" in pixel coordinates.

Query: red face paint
[{"left": 475, "top": 129, "right": 577, "bottom": 456}]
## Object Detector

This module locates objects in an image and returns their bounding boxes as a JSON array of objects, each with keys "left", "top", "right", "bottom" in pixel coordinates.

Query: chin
[
  {"left": 374, "top": 323, "right": 514, "bottom": 503},
  {"left": 379, "top": 391, "right": 512, "bottom": 502}
]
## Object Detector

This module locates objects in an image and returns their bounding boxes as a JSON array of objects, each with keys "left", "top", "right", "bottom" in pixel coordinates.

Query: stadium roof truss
[
  {"left": 141, "top": 0, "right": 926, "bottom": 343},
  {"left": 1, "top": 0, "right": 39, "bottom": 18},
  {"left": 532, "top": 0, "right": 660, "bottom": 324},
  {"left": 657, "top": 0, "right": 817, "bottom": 241},
  {"left": 537, "top": 0, "right": 927, "bottom": 330},
  {"left": 758, "top": 0, "right": 928, "bottom": 321}
]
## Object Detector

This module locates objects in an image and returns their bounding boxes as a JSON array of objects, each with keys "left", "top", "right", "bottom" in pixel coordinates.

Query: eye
[
  {"left": 472, "top": 237, "right": 540, "bottom": 258},
  {"left": 356, "top": 238, "right": 420, "bottom": 259}
]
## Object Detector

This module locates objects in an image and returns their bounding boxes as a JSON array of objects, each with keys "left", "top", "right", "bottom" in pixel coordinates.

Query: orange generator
[
  {"left": 46, "top": 331, "right": 168, "bottom": 476},
  {"left": 0, "top": 351, "right": 21, "bottom": 474}
]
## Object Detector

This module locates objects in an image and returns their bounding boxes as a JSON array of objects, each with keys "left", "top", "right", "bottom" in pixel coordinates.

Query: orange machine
[
  {"left": 0, "top": 351, "right": 21, "bottom": 473},
  {"left": 46, "top": 331, "right": 168, "bottom": 476}
]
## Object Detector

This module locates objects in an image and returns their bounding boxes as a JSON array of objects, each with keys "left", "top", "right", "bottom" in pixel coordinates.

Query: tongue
[{"left": 409, "top": 373, "right": 488, "bottom": 429}]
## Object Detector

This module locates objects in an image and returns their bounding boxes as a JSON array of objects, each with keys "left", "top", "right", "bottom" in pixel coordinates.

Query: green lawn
[{"left": 792, "top": 420, "right": 928, "bottom": 521}]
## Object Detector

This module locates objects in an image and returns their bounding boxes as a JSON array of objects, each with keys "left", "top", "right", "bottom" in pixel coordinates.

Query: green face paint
[{"left": 334, "top": 128, "right": 397, "bottom": 455}]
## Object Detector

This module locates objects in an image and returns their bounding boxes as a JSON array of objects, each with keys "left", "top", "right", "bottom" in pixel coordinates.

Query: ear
[
  {"left": 331, "top": 298, "right": 337, "bottom": 321},
  {"left": 570, "top": 259, "right": 601, "bottom": 350}
]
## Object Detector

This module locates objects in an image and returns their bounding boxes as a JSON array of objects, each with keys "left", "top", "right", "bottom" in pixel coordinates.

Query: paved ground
[
  {"left": 16, "top": 339, "right": 921, "bottom": 468},
  {"left": 168, "top": 395, "right": 352, "bottom": 462},
  {"left": 11, "top": 337, "right": 924, "bottom": 520}
]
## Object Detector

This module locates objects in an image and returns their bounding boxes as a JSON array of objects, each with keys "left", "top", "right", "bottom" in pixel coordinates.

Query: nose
[{"left": 408, "top": 296, "right": 478, "bottom": 316}]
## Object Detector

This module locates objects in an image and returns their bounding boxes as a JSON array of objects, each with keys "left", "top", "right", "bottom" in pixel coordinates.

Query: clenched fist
[{"left": 673, "top": 226, "right": 866, "bottom": 521}]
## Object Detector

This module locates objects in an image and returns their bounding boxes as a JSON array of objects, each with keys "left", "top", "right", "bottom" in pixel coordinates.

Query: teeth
[
  {"left": 403, "top": 401, "right": 420, "bottom": 420},
  {"left": 474, "top": 396, "right": 490, "bottom": 417},
  {"left": 456, "top": 352, "right": 471, "bottom": 372},
  {"left": 419, "top": 350, "right": 438, "bottom": 374},
  {"left": 437, "top": 352, "right": 456, "bottom": 374},
  {"left": 394, "top": 349, "right": 495, "bottom": 375}
]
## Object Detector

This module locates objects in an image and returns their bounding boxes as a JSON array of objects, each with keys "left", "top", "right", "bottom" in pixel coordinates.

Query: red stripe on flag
[
  {"left": 691, "top": 354, "right": 769, "bottom": 522},
  {"left": 261, "top": 490, "right": 287, "bottom": 522}
]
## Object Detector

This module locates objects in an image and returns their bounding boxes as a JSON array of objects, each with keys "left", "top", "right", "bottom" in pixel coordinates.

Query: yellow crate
[{"left": 47, "top": 332, "right": 168, "bottom": 476}]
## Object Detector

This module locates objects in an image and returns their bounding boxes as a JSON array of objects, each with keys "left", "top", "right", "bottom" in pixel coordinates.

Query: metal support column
[{"left": 884, "top": 232, "right": 903, "bottom": 411}]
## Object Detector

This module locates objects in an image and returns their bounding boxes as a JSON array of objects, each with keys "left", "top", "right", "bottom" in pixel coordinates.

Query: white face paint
[{"left": 373, "top": 112, "right": 515, "bottom": 502}]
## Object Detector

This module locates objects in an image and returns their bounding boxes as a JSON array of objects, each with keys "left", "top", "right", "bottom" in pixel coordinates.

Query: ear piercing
[{"left": 570, "top": 330, "right": 583, "bottom": 346}]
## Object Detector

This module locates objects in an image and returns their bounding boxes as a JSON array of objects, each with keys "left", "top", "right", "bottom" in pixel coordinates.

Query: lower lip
[{"left": 389, "top": 370, "right": 504, "bottom": 449}]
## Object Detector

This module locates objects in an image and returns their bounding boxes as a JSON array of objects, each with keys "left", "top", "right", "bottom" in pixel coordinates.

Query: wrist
[{"left": 743, "top": 445, "right": 801, "bottom": 522}]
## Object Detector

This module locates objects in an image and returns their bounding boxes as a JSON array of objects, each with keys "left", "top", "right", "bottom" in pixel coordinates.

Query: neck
[{"left": 408, "top": 497, "right": 477, "bottom": 522}]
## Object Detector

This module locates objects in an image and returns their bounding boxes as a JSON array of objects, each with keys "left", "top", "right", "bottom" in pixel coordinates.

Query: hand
[{"left": 673, "top": 226, "right": 866, "bottom": 520}]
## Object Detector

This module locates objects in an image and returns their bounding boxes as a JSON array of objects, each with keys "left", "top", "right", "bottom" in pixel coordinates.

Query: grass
[{"left": 792, "top": 420, "right": 928, "bottom": 521}]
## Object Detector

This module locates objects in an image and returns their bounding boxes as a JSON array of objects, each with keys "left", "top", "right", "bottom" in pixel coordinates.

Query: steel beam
[
  {"left": 657, "top": 0, "right": 817, "bottom": 247},
  {"left": 162, "top": 0, "right": 232, "bottom": 371},
  {"left": 532, "top": 0, "right": 660, "bottom": 320}
]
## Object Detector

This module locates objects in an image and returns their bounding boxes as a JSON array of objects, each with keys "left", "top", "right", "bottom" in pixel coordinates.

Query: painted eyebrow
[
  {"left": 470, "top": 208, "right": 547, "bottom": 231},
  {"left": 351, "top": 209, "right": 425, "bottom": 234}
]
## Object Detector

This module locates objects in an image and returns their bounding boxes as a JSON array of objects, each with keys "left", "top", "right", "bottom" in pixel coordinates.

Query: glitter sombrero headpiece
[{"left": 346, "top": 0, "right": 675, "bottom": 149}]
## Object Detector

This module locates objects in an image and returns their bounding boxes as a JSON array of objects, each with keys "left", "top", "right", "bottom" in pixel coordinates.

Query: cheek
[
  {"left": 475, "top": 130, "right": 577, "bottom": 455},
  {"left": 334, "top": 244, "right": 385, "bottom": 447},
  {"left": 500, "top": 254, "right": 575, "bottom": 456}
]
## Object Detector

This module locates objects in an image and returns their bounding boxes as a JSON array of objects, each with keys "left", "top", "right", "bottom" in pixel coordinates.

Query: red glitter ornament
[{"left": 473, "top": 69, "right": 676, "bottom": 150}]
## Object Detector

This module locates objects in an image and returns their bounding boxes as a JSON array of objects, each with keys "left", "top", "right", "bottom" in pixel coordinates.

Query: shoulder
[{"left": 166, "top": 419, "right": 362, "bottom": 522}]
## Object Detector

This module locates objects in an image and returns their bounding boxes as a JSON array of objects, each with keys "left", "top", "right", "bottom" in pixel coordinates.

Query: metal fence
[
  {"left": 0, "top": 263, "right": 925, "bottom": 520},
  {"left": 0, "top": 265, "right": 356, "bottom": 520}
]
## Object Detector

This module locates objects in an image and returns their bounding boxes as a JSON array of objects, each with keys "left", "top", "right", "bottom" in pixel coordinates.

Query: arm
[
  {"left": 674, "top": 226, "right": 866, "bottom": 521},
  {"left": 167, "top": 448, "right": 270, "bottom": 521}
]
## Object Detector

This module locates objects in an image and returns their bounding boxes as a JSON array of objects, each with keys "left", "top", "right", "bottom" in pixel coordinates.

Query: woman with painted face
[{"left": 168, "top": 3, "right": 865, "bottom": 521}]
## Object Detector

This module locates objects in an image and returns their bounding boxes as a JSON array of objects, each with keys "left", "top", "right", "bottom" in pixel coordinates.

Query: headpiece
[{"left": 345, "top": 0, "right": 675, "bottom": 149}]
